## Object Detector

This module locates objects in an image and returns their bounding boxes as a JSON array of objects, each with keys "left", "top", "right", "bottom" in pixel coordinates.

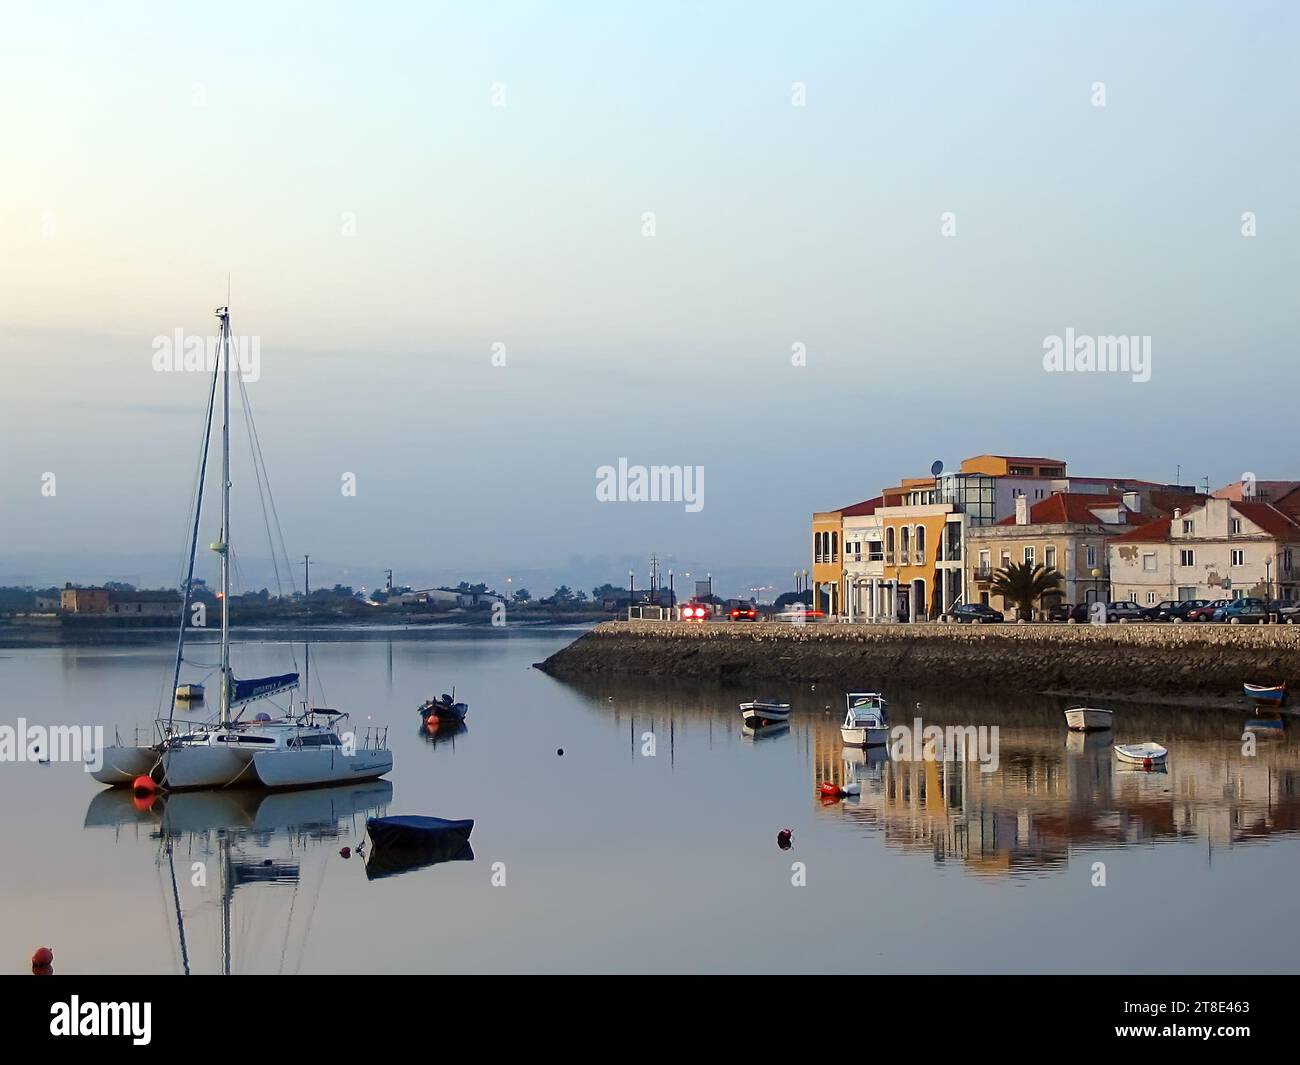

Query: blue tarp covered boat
[{"left": 364, "top": 816, "right": 475, "bottom": 880}]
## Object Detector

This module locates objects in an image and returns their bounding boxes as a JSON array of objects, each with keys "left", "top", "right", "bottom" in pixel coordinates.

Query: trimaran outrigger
[{"left": 91, "top": 304, "right": 392, "bottom": 789}]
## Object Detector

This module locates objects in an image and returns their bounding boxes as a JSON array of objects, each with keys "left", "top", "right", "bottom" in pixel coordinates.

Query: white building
[{"left": 1109, "top": 498, "right": 1300, "bottom": 605}]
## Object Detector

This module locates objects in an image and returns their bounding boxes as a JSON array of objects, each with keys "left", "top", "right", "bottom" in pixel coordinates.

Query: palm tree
[{"left": 990, "top": 561, "right": 1063, "bottom": 621}]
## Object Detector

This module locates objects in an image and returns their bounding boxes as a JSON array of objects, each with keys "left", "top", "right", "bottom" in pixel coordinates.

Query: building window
[
  {"left": 1286, "top": 549, "right": 1293, "bottom": 572},
  {"left": 915, "top": 525, "right": 926, "bottom": 564},
  {"left": 979, "top": 549, "right": 990, "bottom": 576},
  {"left": 1142, "top": 553, "right": 1156, "bottom": 572},
  {"left": 1024, "top": 546, "right": 1035, "bottom": 566},
  {"left": 1231, "top": 518, "right": 1242, "bottom": 534},
  {"left": 831, "top": 532, "right": 838, "bottom": 562},
  {"left": 1146, "top": 592, "right": 1157, "bottom": 604},
  {"left": 1129, "top": 591, "right": 1138, "bottom": 602},
  {"left": 1231, "top": 549, "right": 1245, "bottom": 566},
  {"left": 1179, "top": 549, "right": 1194, "bottom": 567},
  {"left": 885, "top": 528, "right": 894, "bottom": 564},
  {"left": 1086, "top": 545, "right": 1097, "bottom": 568},
  {"left": 1182, "top": 519, "right": 1194, "bottom": 534},
  {"left": 1000, "top": 551, "right": 1011, "bottom": 570},
  {"left": 1232, "top": 589, "right": 1244, "bottom": 600},
  {"left": 1045, "top": 546, "right": 1056, "bottom": 570},
  {"left": 900, "top": 527, "right": 910, "bottom": 564},
  {"left": 1179, "top": 586, "right": 1196, "bottom": 600}
]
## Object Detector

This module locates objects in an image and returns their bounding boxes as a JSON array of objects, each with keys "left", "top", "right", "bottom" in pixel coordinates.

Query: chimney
[
  {"left": 1122, "top": 490, "right": 1140, "bottom": 513},
  {"left": 1015, "top": 495, "right": 1029, "bottom": 526}
]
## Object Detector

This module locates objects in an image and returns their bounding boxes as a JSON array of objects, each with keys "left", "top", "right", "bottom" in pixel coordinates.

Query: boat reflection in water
[
  {"left": 814, "top": 713, "right": 1300, "bottom": 879},
  {"left": 419, "top": 718, "right": 469, "bottom": 747},
  {"left": 84, "top": 782, "right": 392, "bottom": 974}
]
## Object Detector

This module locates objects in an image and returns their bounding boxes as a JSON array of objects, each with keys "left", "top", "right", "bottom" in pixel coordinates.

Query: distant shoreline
[{"left": 0, "top": 611, "right": 605, "bottom": 647}]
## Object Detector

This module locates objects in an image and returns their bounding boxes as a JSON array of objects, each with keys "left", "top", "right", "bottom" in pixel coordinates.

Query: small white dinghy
[
  {"left": 1114, "top": 742, "right": 1167, "bottom": 767},
  {"left": 1064, "top": 706, "right": 1113, "bottom": 732},
  {"left": 740, "top": 699, "right": 790, "bottom": 728}
]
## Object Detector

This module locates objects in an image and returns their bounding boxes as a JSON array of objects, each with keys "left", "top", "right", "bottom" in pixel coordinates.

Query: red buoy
[
  {"left": 132, "top": 775, "right": 157, "bottom": 796},
  {"left": 339, "top": 846, "right": 351, "bottom": 859},
  {"left": 819, "top": 782, "right": 843, "bottom": 798},
  {"left": 1143, "top": 757, "right": 1153, "bottom": 769},
  {"left": 31, "top": 947, "right": 53, "bottom": 968}
]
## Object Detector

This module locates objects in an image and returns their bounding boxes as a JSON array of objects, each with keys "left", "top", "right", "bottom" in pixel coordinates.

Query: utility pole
[
  {"left": 649, "top": 552, "right": 660, "bottom": 592},
  {"left": 302, "top": 555, "right": 310, "bottom": 599},
  {"left": 385, "top": 568, "right": 393, "bottom": 594}
]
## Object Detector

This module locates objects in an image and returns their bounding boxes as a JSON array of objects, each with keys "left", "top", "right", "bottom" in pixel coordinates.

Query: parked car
[
  {"left": 772, "top": 605, "right": 825, "bottom": 623},
  {"left": 1152, "top": 599, "right": 1212, "bottom": 623},
  {"left": 1278, "top": 602, "right": 1300, "bottom": 625},
  {"left": 1218, "top": 598, "right": 1269, "bottom": 624},
  {"left": 1186, "top": 599, "right": 1228, "bottom": 622},
  {"left": 727, "top": 601, "right": 758, "bottom": 621},
  {"left": 1104, "top": 601, "right": 1149, "bottom": 623},
  {"left": 944, "top": 603, "right": 1004, "bottom": 624},
  {"left": 1147, "top": 600, "right": 1181, "bottom": 622},
  {"left": 1045, "top": 602, "right": 1077, "bottom": 622}
]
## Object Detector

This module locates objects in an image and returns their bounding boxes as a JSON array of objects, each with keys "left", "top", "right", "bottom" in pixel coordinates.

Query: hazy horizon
[{"left": 4, "top": 1, "right": 1297, "bottom": 599}]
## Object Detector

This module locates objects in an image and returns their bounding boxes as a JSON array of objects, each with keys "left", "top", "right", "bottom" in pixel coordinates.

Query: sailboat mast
[{"left": 219, "top": 307, "right": 232, "bottom": 726}]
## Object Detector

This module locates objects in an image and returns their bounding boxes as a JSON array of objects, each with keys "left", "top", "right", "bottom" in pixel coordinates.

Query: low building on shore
[{"left": 59, "top": 584, "right": 182, "bottom": 617}]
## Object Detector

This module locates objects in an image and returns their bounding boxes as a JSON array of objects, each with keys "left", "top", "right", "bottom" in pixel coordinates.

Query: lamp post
[
  {"left": 668, "top": 569, "right": 674, "bottom": 607},
  {"left": 1090, "top": 567, "right": 1103, "bottom": 608}
]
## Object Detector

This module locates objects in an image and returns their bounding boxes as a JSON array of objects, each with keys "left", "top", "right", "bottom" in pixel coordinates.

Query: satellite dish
[{"left": 931, "top": 460, "right": 944, "bottom": 477}]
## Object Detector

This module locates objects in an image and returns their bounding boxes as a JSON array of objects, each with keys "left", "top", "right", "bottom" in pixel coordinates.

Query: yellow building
[{"left": 811, "top": 507, "right": 845, "bottom": 614}]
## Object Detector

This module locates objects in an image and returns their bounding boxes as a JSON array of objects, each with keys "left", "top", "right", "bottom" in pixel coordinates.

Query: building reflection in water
[{"left": 816, "top": 715, "right": 1300, "bottom": 878}]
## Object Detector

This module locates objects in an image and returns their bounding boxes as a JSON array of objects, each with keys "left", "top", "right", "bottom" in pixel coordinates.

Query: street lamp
[
  {"left": 1090, "top": 567, "right": 1103, "bottom": 606},
  {"left": 668, "top": 568, "right": 674, "bottom": 606}
]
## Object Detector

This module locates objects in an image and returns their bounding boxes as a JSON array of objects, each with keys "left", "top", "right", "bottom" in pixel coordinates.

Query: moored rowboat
[
  {"left": 1064, "top": 707, "right": 1113, "bottom": 731},
  {"left": 1244, "top": 683, "right": 1287, "bottom": 705},
  {"left": 740, "top": 700, "right": 790, "bottom": 728},
  {"left": 1114, "top": 742, "right": 1167, "bottom": 767}
]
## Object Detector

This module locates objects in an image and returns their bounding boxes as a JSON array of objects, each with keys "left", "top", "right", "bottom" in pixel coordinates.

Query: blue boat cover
[
  {"left": 369, "top": 815, "right": 474, "bottom": 834},
  {"left": 230, "top": 672, "right": 299, "bottom": 707}
]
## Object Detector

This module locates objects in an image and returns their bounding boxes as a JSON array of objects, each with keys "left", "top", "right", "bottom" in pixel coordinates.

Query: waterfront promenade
[{"left": 537, "top": 620, "right": 1300, "bottom": 706}]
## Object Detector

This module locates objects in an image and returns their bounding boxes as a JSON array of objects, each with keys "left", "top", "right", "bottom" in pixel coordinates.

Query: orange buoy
[
  {"left": 339, "top": 846, "right": 351, "bottom": 859},
  {"left": 32, "top": 947, "right": 53, "bottom": 968},
  {"left": 132, "top": 775, "right": 157, "bottom": 796}
]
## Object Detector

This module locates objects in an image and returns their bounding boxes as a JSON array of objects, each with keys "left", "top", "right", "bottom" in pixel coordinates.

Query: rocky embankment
[{"left": 536, "top": 621, "right": 1300, "bottom": 706}]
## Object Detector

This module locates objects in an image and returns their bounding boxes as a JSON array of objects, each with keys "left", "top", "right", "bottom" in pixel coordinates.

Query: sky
[{"left": 2, "top": 1, "right": 1298, "bottom": 597}]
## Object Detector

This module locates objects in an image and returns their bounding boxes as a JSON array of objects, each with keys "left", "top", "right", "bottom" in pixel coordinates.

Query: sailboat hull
[
  {"left": 89, "top": 745, "right": 161, "bottom": 786},
  {"left": 161, "top": 745, "right": 254, "bottom": 789},
  {"left": 252, "top": 748, "right": 394, "bottom": 788}
]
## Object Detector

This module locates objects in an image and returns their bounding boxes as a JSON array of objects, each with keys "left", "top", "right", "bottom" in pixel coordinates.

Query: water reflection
[
  {"left": 813, "top": 706, "right": 1300, "bottom": 877},
  {"left": 83, "top": 782, "right": 391, "bottom": 974},
  {"left": 563, "top": 675, "right": 1300, "bottom": 879}
]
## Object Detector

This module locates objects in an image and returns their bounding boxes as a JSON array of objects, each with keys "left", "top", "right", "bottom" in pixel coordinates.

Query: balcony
[{"left": 972, "top": 566, "right": 995, "bottom": 583}]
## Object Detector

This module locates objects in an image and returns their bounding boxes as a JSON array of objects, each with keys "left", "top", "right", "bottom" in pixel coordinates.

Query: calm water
[{"left": 2, "top": 626, "right": 1298, "bottom": 974}]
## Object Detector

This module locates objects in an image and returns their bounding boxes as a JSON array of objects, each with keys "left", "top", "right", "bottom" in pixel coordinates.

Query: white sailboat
[{"left": 92, "top": 304, "right": 392, "bottom": 790}]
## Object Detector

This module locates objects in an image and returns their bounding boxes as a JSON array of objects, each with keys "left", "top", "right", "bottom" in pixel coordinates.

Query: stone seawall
[{"left": 536, "top": 621, "right": 1300, "bottom": 705}]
